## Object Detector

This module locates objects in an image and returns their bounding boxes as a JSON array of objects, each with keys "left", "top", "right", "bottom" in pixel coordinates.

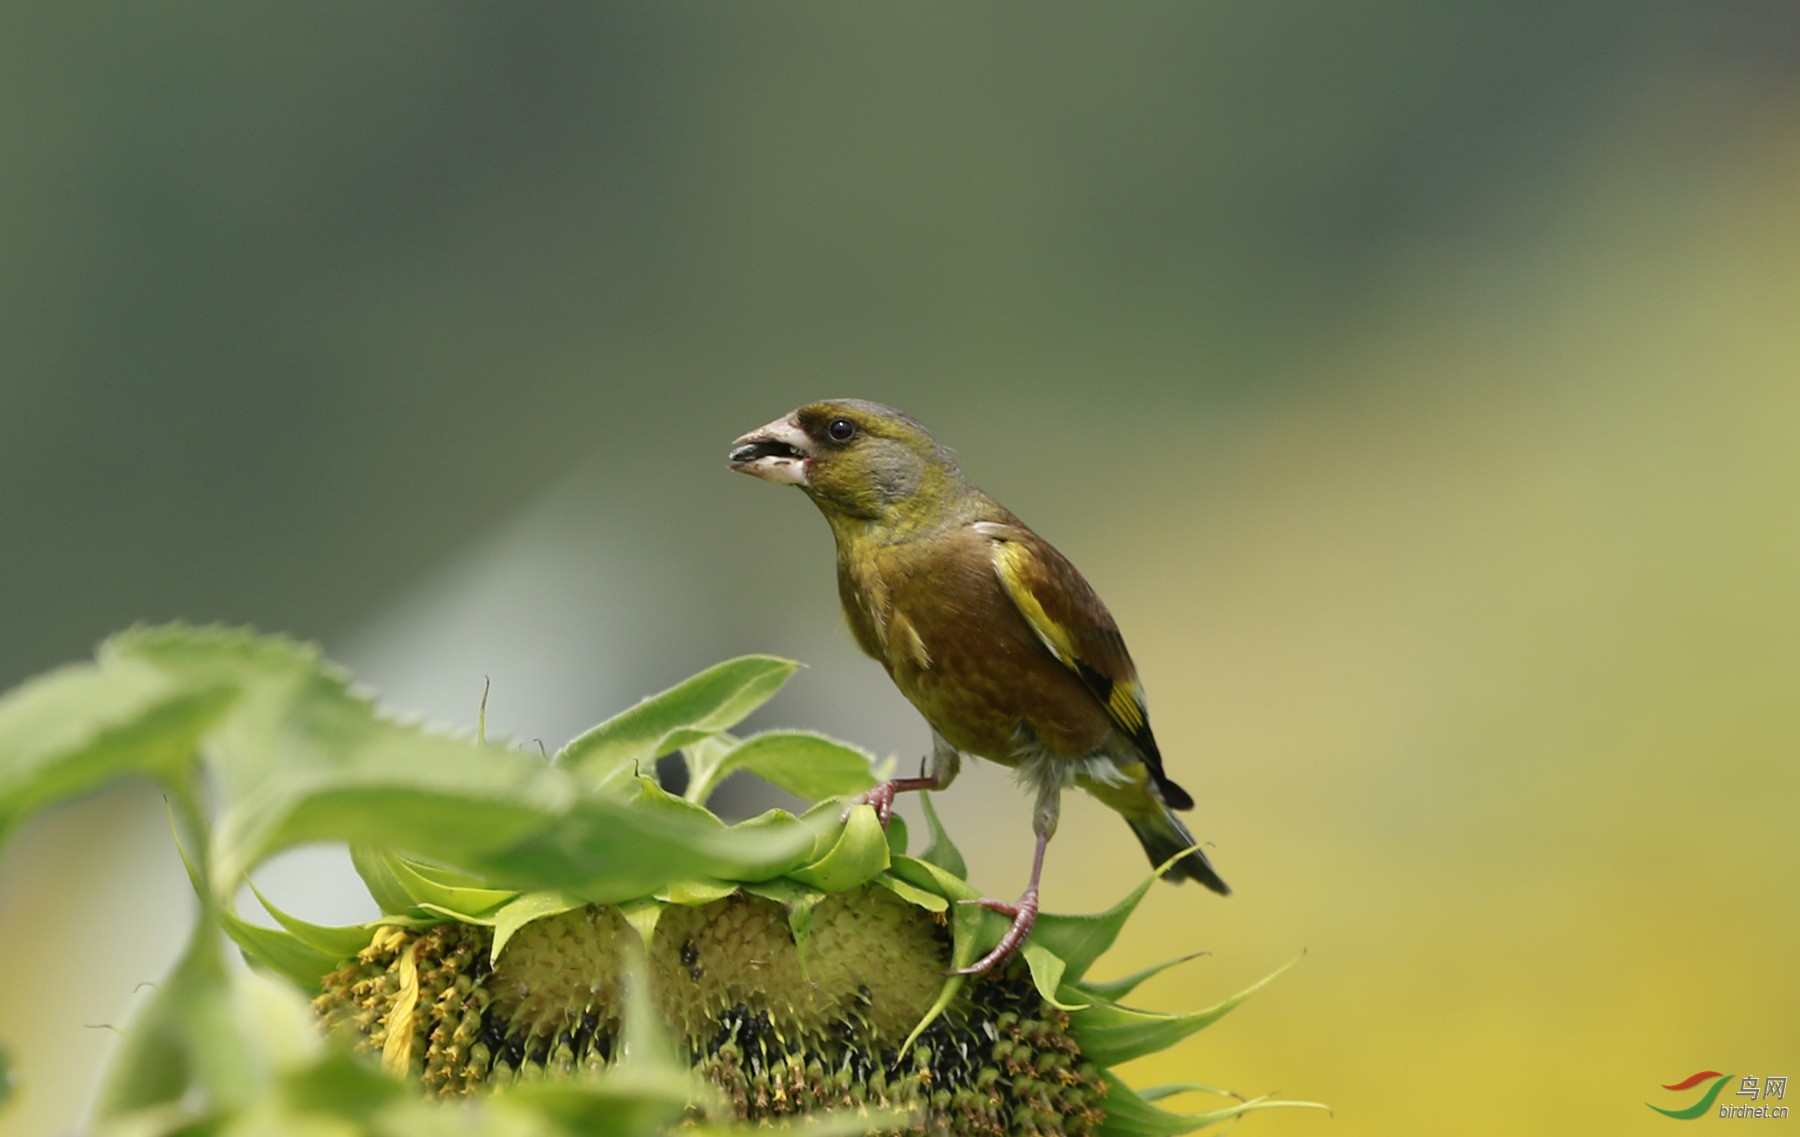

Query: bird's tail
[{"left": 1127, "top": 804, "right": 1231, "bottom": 895}]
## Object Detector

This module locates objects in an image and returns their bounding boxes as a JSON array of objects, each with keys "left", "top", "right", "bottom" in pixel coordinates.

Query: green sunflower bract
[{"left": 0, "top": 624, "right": 1326, "bottom": 1136}]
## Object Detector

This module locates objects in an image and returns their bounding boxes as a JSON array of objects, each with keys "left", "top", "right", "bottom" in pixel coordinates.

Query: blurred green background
[{"left": 3, "top": 4, "right": 1797, "bottom": 1135}]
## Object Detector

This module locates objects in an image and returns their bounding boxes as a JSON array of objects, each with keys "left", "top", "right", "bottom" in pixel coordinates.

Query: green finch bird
[{"left": 729, "top": 399, "right": 1228, "bottom": 975}]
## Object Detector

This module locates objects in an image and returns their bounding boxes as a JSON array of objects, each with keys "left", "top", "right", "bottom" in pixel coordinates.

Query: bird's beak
[{"left": 729, "top": 415, "right": 812, "bottom": 486}]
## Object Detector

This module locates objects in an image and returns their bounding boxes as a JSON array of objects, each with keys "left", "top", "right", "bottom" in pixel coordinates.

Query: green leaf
[
  {"left": 470, "top": 793, "right": 817, "bottom": 901},
  {"left": 786, "top": 804, "right": 889, "bottom": 892},
  {"left": 176, "top": 810, "right": 352, "bottom": 992},
  {"left": 1072, "top": 950, "right": 1211, "bottom": 1003},
  {"left": 618, "top": 897, "right": 664, "bottom": 951},
  {"left": 348, "top": 843, "right": 415, "bottom": 915},
  {"left": 0, "top": 657, "right": 236, "bottom": 850},
  {"left": 875, "top": 872, "right": 948, "bottom": 913},
  {"left": 886, "top": 854, "right": 980, "bottom": 903},
  {"left": 210, "top": 714, "right": 578, "bottom": 892},
  {"left": 1021, "top": 943, "right": 1088, "bottom": 1010},
  {"left": 743, "top": 877, "right": 828, "bottom": 966},
  {"left": 244, "top": 881, "right": 377, "bottom": 961},
  {"left": 109, "top": 625, "right": 746, "bottom": 909},
  {"left": 490, "top": 891, "right": 588, "bottom": 963},
  {"left": 385, "top": 856, "right": 518, "bottom": 918},
  {"left": 347, "top": 848, "right": 518, "bottom": 920},
  {"left": 917, "top": 793, "right": 965, "bottom": 878},
  {"left": 275, "top": 1049, "right": 409, "bottom": 1116},
  {"left": 218, "top": 908, "right": 344, "bottom": 992},
  {"left": 618, "top": 945, "right": 684, "bottom": 1074},
  {"left": 717, "top": 808, "right": 821, "bottom": 882},
  {"left": 1096, "top": 1073, "right": 1330, "bottom": 1136},
  {"left": 896, "top": 892, "right": 994, "bottom": 1058},
  {"left": 739, "top": 876, "right": 824, "bottom": 908},
  {"left": 680, "top": 733, "right": 738, "bottom": 805},
  {"left": 92, "top": 625, "right": 583, "bottom": 892},
  {"left": 1029, "top": 857, "right": 1174, "bottom": 984},
  {"left": 9, "top": 628, "right": 1319, "bottom": 1134},
  {"left": 90, "top": 922, "right": 319, "bottom": 1122},
  {"left": 500, "top": 1077, "right": 698, "bottom": 1137},
  {"left": 1096, "top": 1072, "right": 1223, "bottom": 1137},
  {"left": 794, "top": 796, "right": 850, "bottom": 861},
  {"left": 685, "top": 730, "right": 877, "bottom": 806},
  {"left": 1072, "top": 1002, "right": 1218, "bottom": 1070},
  {"left": 896, "top": 853, "right": 1053, "bottom": 1059},
  {"left": 1138, "top": 1084, "right": 1245, "bottom": 1104},
  {"left": 555, "top": 656, "right": 799, "bottom": 786},
  {"left": 1097, "top": 1072, "right": 1204, "bottom": 1137},
  {"left": 1071, "top": 956, "right": 1301, "bottom": 1067},
  {"left": 627, "top": 774, "right": 726, "bottom": 830},
  {"left": 884, "top": 813, "right": 910, "bottom": 858},
  {"left": 682, "top": 1108, "right": 919, "bottom": 1136},
  {"left": 28, "top": 628, "right": 812, "bottom": 908},
  {"left": 656, "top": 878, "right": 739, "bottom": 905}
]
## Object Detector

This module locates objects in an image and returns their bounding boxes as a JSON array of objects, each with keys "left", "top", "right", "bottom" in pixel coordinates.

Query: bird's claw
[
  {"left": 843, "top": 775, "right": 939, "bottom": 828},
  {"left": 952, "top": 888, "right": 1039, "bottom": 976},
  {"left": 844, "top": 782, "right": 898, "bottom": 827}
]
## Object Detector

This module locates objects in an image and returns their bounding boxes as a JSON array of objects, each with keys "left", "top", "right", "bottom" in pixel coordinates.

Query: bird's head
[{"left": 729, "top": 399, "right": 968, "bottom": 531}]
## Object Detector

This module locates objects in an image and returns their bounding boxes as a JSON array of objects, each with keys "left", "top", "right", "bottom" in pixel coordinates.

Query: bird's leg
[
  {"left": 847, "top": 775, "right": 940, "bottom": 827},
  {"left": 955, "top": 828, "right": 1050, "bottom": 976},
  {"left": 846, "top": 737, "right": 961, "bottom": 826},
  {"left": 955, "top": 778, "right": 1059, "bottom": 976}
]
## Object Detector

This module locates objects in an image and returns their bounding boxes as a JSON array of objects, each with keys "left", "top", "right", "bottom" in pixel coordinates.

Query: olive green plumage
[{"left": 729, "top": 399, "right": 1227, "bottom": 967}]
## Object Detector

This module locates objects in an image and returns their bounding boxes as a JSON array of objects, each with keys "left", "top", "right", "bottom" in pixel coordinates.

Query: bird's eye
[{"left": 826, "top": 417, "right": 857, "bottom": 443}]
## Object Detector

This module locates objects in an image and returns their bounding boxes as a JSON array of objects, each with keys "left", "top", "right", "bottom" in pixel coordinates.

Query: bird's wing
[{"left": 975, "top": 521, "right": 1189, "bottom": 806}]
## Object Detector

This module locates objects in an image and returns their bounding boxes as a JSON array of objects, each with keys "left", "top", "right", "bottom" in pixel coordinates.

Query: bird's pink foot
[
  {"left": 845, "top": 775, "right": 939, "bottom": 827},
  {"left": 846, "top": 782, "right": 896, "bottom": 826},
  {"left": 954, "top": 887, "right": 1039, "bottom": 975}
]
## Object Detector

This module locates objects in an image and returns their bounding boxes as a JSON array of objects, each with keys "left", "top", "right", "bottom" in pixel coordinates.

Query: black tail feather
[
  {"left": 1155, "top": 771, "right": 1194, "bottom": 811},
  {"left": 1128, "top": 809, "right": 1230, "bottom": 896}
]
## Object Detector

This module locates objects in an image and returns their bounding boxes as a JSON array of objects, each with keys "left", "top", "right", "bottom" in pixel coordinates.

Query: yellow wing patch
[
  {"left": 989, "top": 532, "right": 1151, "bottom": 745},
  {"left": 990, "top": 539, "right": 1078, "bottom": 665},
  {"left": 1108, "top": 682, "right": 1147, "bottom": 734}
]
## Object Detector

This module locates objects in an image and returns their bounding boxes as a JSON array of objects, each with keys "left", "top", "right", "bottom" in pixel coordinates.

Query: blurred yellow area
[{"left": 999, "top": 103, "right": 1800, "bottom": 1134}]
